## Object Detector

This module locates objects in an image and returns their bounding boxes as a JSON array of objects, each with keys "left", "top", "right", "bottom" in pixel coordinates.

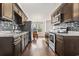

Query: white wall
[
  {"left": 46, "top": 20, "right": 52, "bottom": 32},
  {"left": 27, "top": 14, "right": 50, "bottom": 22},
  {"left": 18, "top": 3, "right": 61, "bottom": 22}
]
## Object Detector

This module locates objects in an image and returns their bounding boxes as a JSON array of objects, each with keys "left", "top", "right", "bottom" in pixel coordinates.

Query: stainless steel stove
[{"left": 49, "top": 32, "right": 56, "bottom": 52}]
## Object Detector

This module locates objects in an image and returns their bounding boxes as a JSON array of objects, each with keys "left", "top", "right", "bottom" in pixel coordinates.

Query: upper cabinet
[
  {"left": 0, "top": 3, "right": 13, "bottom": 21},
  {"left": 51, "top": 3, "right": 79, "bottom": 24},
  {"left": 73, "top": 3, "right": 79, "bottom": 21},
  {"left": 13, "top": 4, "right": 22, "bottom": 17},
  {"left": 13, "top": 4, "right": 19, "bottom": 13},
  {"left": 62, "top": 3, "right": 79, "bottom": 22},
  {"left": 62, "top": 3, "right": 73, "bottom": 22},
  {"left": 22, "top": 13, "right": 28, "bottom": 23},
  {"left": 13, "top": 3, "right": 28, "bottom": 24},
  {"left": 51, "top": 4, "right": 64, "bottom": 25},
  {"left": 0, "top": 3, "right": 28, "bottom": 24}
]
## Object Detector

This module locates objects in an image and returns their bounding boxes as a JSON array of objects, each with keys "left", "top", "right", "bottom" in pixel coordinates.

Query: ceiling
[{"left": 18, "top": 3, "right": 61, "bottom": 22}]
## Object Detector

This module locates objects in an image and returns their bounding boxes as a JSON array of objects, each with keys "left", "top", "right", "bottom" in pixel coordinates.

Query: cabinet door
[
  {"left": 22, "top": 14, "right": 27, "bottom": 23},
  {"left": 13, "top": 4, "right": 19, "bottom": 13},
  {"left": 22, "top": 14, "right": 25, "bottom": 22},
  {"left": 13, "top": 4, "right": 21, "bottom": 16},
  {"left": 73, "top": 3, "right": 79, "bottom": 21},
  {"left": 2, "top": 3, "right": 12, "bottom": 20},
  {"left": 21, "top": 35, "right": 25, "bottom": 52},
  {"left": 56, "top": 38, "right": 64, "bottom": 55},
  {"left": 62, "top": 3, "right": 73, "bottom": 22},
  {"left": 14, "top": 41, "right": 22, "bottom": 56},
  {"left": 19, "top": 10, "right": 22, "bottom": 17},
  {"left": 24, "top": 33, "right": 28, "bottom": 47}
]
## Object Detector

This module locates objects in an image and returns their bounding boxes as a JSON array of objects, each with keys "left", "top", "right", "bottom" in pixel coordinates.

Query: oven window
[{"left": 50, "top": 35, "right": 54, "bottom": 43}]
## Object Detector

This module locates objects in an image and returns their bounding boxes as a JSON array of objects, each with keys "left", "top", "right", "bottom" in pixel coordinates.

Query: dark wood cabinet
[
  {"left": 13, "top": 4, "right": 19, "bottom": 14},
  {"left": 73, "top": 3, "right": 79, "bottom": 17},
  {"left": 13, "top": 4, "right": 22, "bottom": 17},
  {"left": 62, "top": 3, "right": 73, "bottom": 22},
  {"left": 0, "top": 37, "right": 22, "bottom": 56},
  {"left": 2, "top": 3, "right": 13, "bottom": 20},
  {"left": 51, "top": 3, "right": 79, "bottom": 23},
  {"left": 51, "top": 3, "right": 73, "bottom": 23},
  {"left": 21, "top": 33, "right": 29, "bottom": 52},
  {"left": 14, "top": 37, "right": 22, "bottom": 56},
  {"left": 0, "top": 37, "right": 13, "bottom": 56},
  {"left": 73, "top": 3, "right": 79, "bottom": 21},
  {"left": 56, "top": 37, "right": 64, "bottom": 55},
  {"left": 56, "top": 34, "right": 79, "bottom": 56},
  {"left": 24, "top": 33, "right": 29, "bottom": 48},
  {"left": 13, "top": 3, "right": 28, "bottom": 24},
  {"left": 0, "top": 3, "right": 13, "bottom": 21},
  {"left": 0, "top": 3, "right": 28, "bottom": 23},
  {"left": 22, "top": 13, "right": 25, "bottom": 23},
  {"left": 0, "top": 32, "right": 28, "bottom": 56}
]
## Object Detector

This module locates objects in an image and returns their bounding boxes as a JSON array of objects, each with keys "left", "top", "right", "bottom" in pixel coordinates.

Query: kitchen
[{"left": 0, "top": 3, "right": 79, "bottom": 56}]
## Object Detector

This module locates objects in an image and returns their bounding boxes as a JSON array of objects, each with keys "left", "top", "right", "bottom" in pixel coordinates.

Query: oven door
[
  {"left": 49, "top": 33, "right": 56, "bottom": 52},
  {"left": 49, "top": 33, "right": 55, "bottom": 44},
  {"left": 50, "top": 35, "right": 54, "bottom": 43}
]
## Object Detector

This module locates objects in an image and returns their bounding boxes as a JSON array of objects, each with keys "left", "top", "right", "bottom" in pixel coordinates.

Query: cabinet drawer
[{"left": 56, "top": 35, "right": 63, "bottom": 39}]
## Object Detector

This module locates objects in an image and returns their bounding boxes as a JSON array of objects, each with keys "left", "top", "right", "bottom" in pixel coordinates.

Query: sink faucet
[{"left": 13, "top": 24, "right": 16, "bottom": 33}]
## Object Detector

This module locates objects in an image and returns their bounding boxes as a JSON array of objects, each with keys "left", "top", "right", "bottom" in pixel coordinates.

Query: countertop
[
  {"left": 56, "top": 31, "right": 79, "bottom": 36},
  {"left": 0, "top": 31, "right": 28, "bottom": 38}
]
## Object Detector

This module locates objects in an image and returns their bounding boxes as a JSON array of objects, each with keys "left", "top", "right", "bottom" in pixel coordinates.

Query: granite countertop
[
  {"left": 56, "top": 31, "right": 79, "bottom": 36},
  {"left": 0, "top": 31, "right": 28, "bottom": 38}
]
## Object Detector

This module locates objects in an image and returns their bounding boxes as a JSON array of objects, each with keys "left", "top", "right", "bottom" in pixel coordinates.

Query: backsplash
[
  {"left": 53, "top": 21, "right": 79, "bottom": 31},
  {"left": 68, "top": 22, "right": 79, "bottom": 31},
  {"left": 0, "top": 20, "right": 21, "bottom": 31}
]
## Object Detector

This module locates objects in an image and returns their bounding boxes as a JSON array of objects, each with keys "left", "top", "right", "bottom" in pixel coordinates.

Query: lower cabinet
[
  {"left": 21, "top": 33, "right": 29, "bottom": 53},
  {"left": 55, "top": 38, "right": 64, "bottom": 56},
  {"left": 21, "top": 35, "right": 25, "bottom": 52},
  {"left": 56, "top": 35, "right": 79, "bottom": 56},
  {"left": 14, "top": 39, "right": 22, "bottom": 56},
  {"left": 0, "top": 32, "right": 29, "bottom": 56},
  {"left": 14, "top": 33, "right": 29, "bottom": 55},
  {"left": 13, "top": 36, "right": 22, "bottom": 56},
  {"left": 14, "top": 42, "right": 22, "bottom": 56},
  {"left": 0, "top": 37, "right": 13, "bottom": 56},
  {"left": 24, "top": 33, "right": 29, "bottom": 47},
  {"left": 0, "top": 37, "right": 22, "bottom": 56}
]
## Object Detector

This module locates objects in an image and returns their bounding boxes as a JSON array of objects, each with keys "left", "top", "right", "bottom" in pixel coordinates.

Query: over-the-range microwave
[{"left": 52, "top": 13, "right": 63, "bottom": 25}]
